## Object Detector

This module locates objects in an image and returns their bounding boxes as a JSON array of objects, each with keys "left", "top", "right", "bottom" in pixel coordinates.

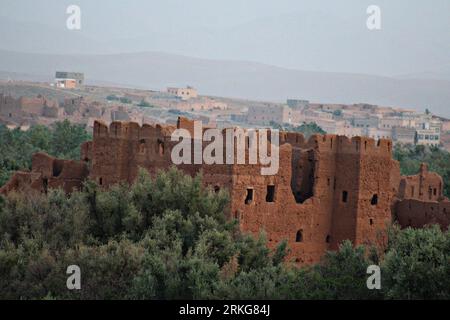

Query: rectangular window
[
  {"left": 266, "top": 185, "right": 275, "bottom": 202},
  {"left": 342, "top": 191, "right": 348, "bottom": 203},
  {"left": 245, "top": 188, "right": 253, "bottom": 204}
]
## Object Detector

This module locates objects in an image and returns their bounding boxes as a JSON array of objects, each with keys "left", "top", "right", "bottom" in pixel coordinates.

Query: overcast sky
[
  {"left": 3, "top": 0, "right": 449, "bottom": 37},
  {"left": 1, "top": 0, "right": 449, "bottom": 76}
]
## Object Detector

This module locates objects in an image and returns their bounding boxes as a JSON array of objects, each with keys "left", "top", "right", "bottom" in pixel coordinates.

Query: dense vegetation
[
  {"left": 0, "top": 120, "right": 91, "bottom": 187},
  {"left": 270, "top": 121, "right": 326, "bottom": 138},
  {"left": 0, "top": 167, "right": 448, "bottom": 300},
  {"left": 106, "top": 95, "right": 132, "bottom": 104},
  {"left": 394, "top": 143, "right": 450, "bottom": 197},
  {"left": 0, "top": 123, "right": 449, "bottom": 299},
  {"left": 137, "top": 99, "right": 154, "bottom": 108},
  {"left": 106, "top": 94, "right": 119, "bottom": 101}
]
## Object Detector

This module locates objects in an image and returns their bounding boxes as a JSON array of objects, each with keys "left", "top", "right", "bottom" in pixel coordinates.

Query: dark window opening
[
  {"left": 99, "top": 177, "right": 103, "bottom": 185},
  {"left": 245, "top": 188, "right": 253, "bottom": 204},
  {"left": 370, "top": 194, "right": 378, "bottom": 205},
  {"left": 370, "top": 218, "right": 374, "bottom": 225},
  {"left": 342, "top": 191, "right": 348, "bottom": 203},
  {"left": 157, "top": 139, "right": 165, "bottom": 156},
  {"left": 42, "top": 178, "right": 48, "bottom": 194},
  {"left": 214, "top": 185, "right": 220, "bottom": 193},
  {"left": 139, "top": 139, "right": 146, "bottom": 154},
  {"left": 326, "top": 235, "right": 330, "bottom": 243},
  {"left": 52, "top": 161, "right": 63, "bottom": 177},
  {"left": 266, "top": 185, "right": 275, "bottom": 202},
  {"left": 291, "top": 149, "right": 315, "bottom": 203},
  {"left": 433, "top": 188, "right": 437, "bottom": 196},
  {"left": 295, "top": 230, "right": 303, "bottom": 242},
  {"left": 327, "top": 178, "right": 330, "bottom": 186}
]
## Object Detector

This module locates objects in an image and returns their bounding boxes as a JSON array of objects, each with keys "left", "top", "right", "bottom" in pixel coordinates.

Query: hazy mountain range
[
  {"left": 1, "top": 9, "right": 449, "bottom": 80},
  {"left": 0, "top": 49, "right": 449, "bottom": 117},
  {"left": 0, "top": 0, "right": 449, "bottom": 116}
]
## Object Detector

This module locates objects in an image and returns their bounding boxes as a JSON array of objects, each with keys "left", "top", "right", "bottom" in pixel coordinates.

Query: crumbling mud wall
[
  {"left": 2, "top": 118, "right": 449, "bottom": 264},
  {"left": 228, "top": 133, "right": 397, "bottom": 264},
  {"left": 398, "top": 163, "right": 444, "bottom": 201},
  {"left": 0, "top": 94, "right": 58, "bottom": 120},
  {"left": 0, "top": 153, "right": 88, "bottom": 195},
  {"left": 395, "top": 163, "right": 449, "bottom": 230},
  {"left": 88, "top": 120, "right": 206, "bottom": 187},
  {"left": 395, "top": 199, "right": 450, "bottom": 230}
]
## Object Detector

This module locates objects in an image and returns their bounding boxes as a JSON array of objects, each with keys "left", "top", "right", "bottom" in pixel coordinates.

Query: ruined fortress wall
[
  {"left": 329, "top": 136, "right": 361, "bottom": 249},
  {"left": 85, "top": 120, "right": 402, "bottom": 264},
  {"left": 31, "top": 153, "right": 89, "bottom": 193},
  {"left": 2, "top": 118, "right": 449, "bottom": 265},
  {"left": 18, "top": 97, "right": 46, "bottom": 115},
  {"left": 0, "top": 94, "right": 22, "bottom": 119},
  {"left": 228, "top": 133, "right": 398, "bottom": 264},
  {"left": 90, "top": 120, "right": 205, "bottom": 187},
  {"left": 354, "top": 138, "right": 394, "bottom": 249},
  {"left": 322, "top": 136, "right": 395, "bottom": 251},
  {"left": 0, "top": 94, "right": 60, "bottom": 121},
  {"left": 396, "top": 199, "right": 450, "bottom": 230},
  {"left": 229, "top": 142, "right": 330, "bottom": 264},
  {"left": 398, "top": 164, "right": 443, "bottom": 201},
  {"left": 0, "top": 171, "right": 36, "bottom": 195},
  {"left": 0, "top": 153, "right": 88, "bottom": 195}
]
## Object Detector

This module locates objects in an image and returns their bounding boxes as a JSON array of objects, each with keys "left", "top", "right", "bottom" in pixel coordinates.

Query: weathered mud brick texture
[{"left": 2, "top": 118, "right": 449, "bottom": 264}]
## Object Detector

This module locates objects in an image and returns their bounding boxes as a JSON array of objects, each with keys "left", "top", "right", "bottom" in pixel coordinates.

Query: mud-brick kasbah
[{"left": 1, "top": 117, "right": 449, "bottom": 265}]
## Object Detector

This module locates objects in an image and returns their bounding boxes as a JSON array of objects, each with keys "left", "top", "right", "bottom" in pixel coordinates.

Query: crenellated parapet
[
  {"left": 1, "top": 117, "right": 448, "bottom": 266},
  {"left": 93, "top": 120, "right": 176, "bottom": 140}
]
